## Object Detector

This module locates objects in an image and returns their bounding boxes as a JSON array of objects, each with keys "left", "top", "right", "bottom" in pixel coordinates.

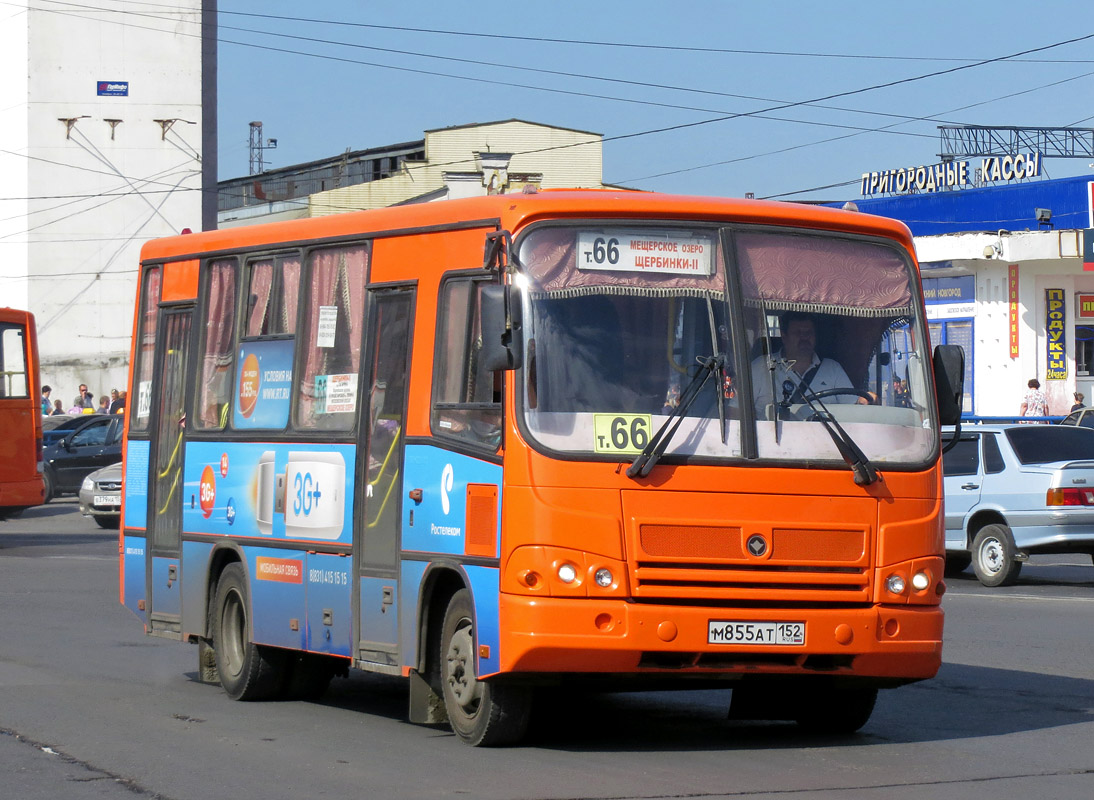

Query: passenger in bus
[{"left": 750, "top": 311, "right": 866, "bottom": 414}]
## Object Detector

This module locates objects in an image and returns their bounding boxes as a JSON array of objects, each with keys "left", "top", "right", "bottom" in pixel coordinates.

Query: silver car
[
  {"left": 78, "top": 462, "right": 122, "bottom": 529},
  {"left": 943, "top": 424, "right": 1094, "bottom": 586}
]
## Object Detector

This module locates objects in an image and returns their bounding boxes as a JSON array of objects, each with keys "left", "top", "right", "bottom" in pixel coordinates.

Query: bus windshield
[{"left": 517, "top": 223, "right": 935, "bottom": 467}]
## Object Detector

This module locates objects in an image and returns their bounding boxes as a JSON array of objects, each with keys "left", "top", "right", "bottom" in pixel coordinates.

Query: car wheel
[
  {"left": 94, "top": 515, "right": 119, "bottom": 529},
  {"left": 944, "top": 551, "right": 972, "bottom": 576},
  {"left": 972, "top": 524, "right": 1022, "bottom": 587}
]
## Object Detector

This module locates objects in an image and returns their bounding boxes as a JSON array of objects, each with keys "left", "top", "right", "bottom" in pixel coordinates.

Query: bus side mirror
[
  {"left": 481, "top": 284, "right": 523, "bottom": 371},
  {"left": 933, "top": 344, "right": 964, "bottom": 425}
]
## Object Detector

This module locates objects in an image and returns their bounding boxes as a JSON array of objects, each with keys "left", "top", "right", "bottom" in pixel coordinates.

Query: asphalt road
[{"left": 2, "top": 499, "right": 1093, "bottom": 800}]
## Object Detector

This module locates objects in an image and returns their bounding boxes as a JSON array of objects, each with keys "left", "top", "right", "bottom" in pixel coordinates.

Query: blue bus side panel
[
  {"left": 399, "top": 561, "right": 428, "bottom": 671},
  {"left": 305, "top": 553, "right": 352, "bottom": 656},
  {"left": 466, "top": 565, "right": 501, "bottom": 678},
  {"left": 180, "top": 442, "right": 356, "bottom": 546},
  {"left": 401, "top": 445, "right": 502, "bottom": 556},
  {"left": 124, "top": 440, "right": 150, "bottom": 530},
  {"left": 246, "top": 548, "right": 307, "bottom": 650},
  {"left": 151, "top": 556, "right": 181, "bottom": 616},
  {"left": 360, "top": 576, "right": 398, "bottom": 647},
  {"left": 122, "top": 535, "right": 147, "bottom": 623},
  {"left": 181, "top": 540, "right": 214, "bottom": 636}
]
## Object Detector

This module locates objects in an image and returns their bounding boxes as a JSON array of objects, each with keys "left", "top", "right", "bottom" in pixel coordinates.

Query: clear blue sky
[{"left": 217, "top": 1, "right": 1094, "bottom": 202}]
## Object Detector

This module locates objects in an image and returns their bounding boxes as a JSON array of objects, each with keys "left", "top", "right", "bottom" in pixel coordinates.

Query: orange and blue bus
[
  {"left": 119, "top": 190, "right": 963, "bottom": 745},
  {"left": 0, "top": 308, "right": 44, "bottom": 519}
]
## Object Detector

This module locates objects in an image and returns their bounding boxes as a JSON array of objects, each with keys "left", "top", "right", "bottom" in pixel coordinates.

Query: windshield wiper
[
  {"left": 794, "top": 383, "right": 879, "bottom": 486},
  {"left": 627, "top": 353, "right": 724, "bottom": 479}
]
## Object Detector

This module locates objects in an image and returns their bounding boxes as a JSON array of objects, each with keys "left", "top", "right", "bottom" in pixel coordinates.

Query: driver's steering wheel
[{"left": 809, "top": 387, "right": 874, "bottom": 403}]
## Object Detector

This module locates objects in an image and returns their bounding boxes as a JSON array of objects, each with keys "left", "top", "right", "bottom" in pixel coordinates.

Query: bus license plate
[
  {"left": 708, "top": 621, "right": 805, "bottom": 646},
  {"left": 94, "top": 495, "right": 119, "bottom": 507}
]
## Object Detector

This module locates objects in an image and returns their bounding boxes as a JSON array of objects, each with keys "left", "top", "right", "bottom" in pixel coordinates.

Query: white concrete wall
[
  {"left": 2, "top": 1, "right": 204, "bottom": 404},
  {"left": 0, "top": 5, "right": 31, "bottom": 311}
]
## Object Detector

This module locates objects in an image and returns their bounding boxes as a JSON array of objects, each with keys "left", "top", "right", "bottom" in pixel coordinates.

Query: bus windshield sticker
[
  {"left": 322, "top": 373, "right": 358, "bottom": 414},
  {"left": 137, "top": 380, "right": 152, "bottom": 419},
  {"left": 593, "top": 413, "right": 652, "bottom": 454},
  {"left": 576, "top": 230, "right": 713, "bottom": 276},
  {"left": 316, "top": 305, "right": 338, "bottom": 348}
]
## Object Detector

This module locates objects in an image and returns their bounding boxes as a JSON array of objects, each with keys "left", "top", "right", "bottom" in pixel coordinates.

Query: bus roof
[{"left": 139, "top": 190, "right": 915, "bottom": 263}]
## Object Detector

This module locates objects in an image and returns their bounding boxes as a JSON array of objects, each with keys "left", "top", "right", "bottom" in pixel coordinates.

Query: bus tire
[
  {"left": 971, "top": 524, "right": 1022, "bottom": 587},
  {"left": 440, "top": 589, "right": 530, "bottom": 746},
  {"left": 943, "top": 551, "right": 972, "bottom": 576},
  {"left": 213, "top": 563, "right": 287, "bottom": 701},
  {"left": 794, "top": 686, "right": 878, "bottom": 734},
  {"left": 41, "top": 470, "right": 53, "bottom": 504},
  {"left": 283, "top": 653, "right": 341, "bottom": 701}
]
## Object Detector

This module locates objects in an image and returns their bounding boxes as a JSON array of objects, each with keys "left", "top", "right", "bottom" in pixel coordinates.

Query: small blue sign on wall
[{"left": 97, "top": 81, "right": 129, "bottom": 96}]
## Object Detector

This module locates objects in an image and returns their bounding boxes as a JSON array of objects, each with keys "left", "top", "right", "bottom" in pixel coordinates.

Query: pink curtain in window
[
  {"left": 736, "top": 232, "right": 913, "bottom": 317},
  {"left": 246, "top": 260, "right": 274, "bottom": 336},
  {"left": 281, "top": 256, "right": 301, "bottom": 332},
  {"left": 198, "top": 260, "right": 236, "bottom": 427},
  {"left": 298, "top": 245, "right": 368, "bottom": 425}
]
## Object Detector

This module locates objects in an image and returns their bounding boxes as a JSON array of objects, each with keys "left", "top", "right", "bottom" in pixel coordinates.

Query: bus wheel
[
  {"left": 213, "top": 563, "right": 287, "bottom": 700},
  {"left": 944, "top": 551, "right": 972, "bottom": 576},
  {"left": 440, "top": 589, "right": 530, "bottom": 746},
  {"left": 42, "top": 470, "right": 54, "bottom": 504},
  {"left": 972, "top": 524, "right": 1022, "bottom": 587},
  {"left": 794, "top": 686, "right": 878, "bottom": 734}
]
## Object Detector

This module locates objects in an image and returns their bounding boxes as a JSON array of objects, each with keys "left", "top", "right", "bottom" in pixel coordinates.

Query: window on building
[{"left": 1076, "top": 325, "right": 1094, "bottom": 376}]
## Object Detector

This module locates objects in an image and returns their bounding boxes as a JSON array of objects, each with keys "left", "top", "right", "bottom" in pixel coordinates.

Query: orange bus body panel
[{"left": 0, "top": 308, "right": 44, "bottom": 511}]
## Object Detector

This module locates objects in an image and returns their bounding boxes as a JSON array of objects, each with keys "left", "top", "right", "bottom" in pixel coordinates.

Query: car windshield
[
  {"left": 1005, "top": 426, "right": 1094, "bottom": 464},
  {"left": 515, "top": 223, "right": 935, "bottom": 467}
]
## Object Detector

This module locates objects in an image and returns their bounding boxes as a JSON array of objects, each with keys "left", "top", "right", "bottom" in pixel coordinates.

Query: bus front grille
[{"left": 632, "top": 523, "right": 872, "bottom": 603}]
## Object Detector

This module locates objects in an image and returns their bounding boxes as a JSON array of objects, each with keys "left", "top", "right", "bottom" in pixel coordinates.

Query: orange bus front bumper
[{"left": 496, "top": 594, "right": 942, "bottom": 683}]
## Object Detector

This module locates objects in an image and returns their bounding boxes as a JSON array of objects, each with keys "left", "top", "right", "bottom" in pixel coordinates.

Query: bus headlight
[
  {"left": 886, "top": 574, "right": 907, "bottom": 594},
  {"left": 557, "top": 563, "right": 577, "bottom": 584},
  {"left": 594, "top": 568, "right": 613, "bottom": 587},
  {"left": 911, "top": 571, "right": 930, "bottom": 591}
]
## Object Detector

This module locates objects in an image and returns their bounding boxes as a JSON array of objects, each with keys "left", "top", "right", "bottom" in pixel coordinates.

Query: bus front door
[
  {"left": 356, "top": 288, "right": 413, "bottom": 666},
  {"left": 146, "top": 308, "right": 193, "bottom": 637}
]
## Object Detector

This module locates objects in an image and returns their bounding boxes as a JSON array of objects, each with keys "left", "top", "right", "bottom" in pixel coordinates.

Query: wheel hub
[{"left": 445, "top": 621, "right": 480, "bottom": 711}]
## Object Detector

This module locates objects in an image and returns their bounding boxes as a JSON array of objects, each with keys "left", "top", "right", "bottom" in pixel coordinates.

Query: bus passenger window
[
  {"left": 0, "top": 324, "right": 29, "bottom": 398},
  {"left": 244, "top": 255, "right": 300, "bottom": 337},
  {"left": 130, "top": 267, "right": 162, "bottom": 433},
  {"left": 295, "top": 245, "right": 368, "bottom": 431},
  {"left": 431, "top": 277, "right": 502, "bottom": 449},
  {"left": 195, "top": 259, "right": 237, "bottom": 430}
]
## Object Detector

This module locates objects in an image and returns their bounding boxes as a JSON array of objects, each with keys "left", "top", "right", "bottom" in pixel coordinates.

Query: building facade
[
  {"left": 833, "top": 174, "right": 1094, "bottom": 417},
  {"left": 0, "top": 1, "right": 213, "bottom": 403},
  {"left": 218, "top": 119, "right": 606, "bottom": 228}
]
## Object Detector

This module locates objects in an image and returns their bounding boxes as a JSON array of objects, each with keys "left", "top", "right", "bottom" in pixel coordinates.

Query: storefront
[{"left": 831, "top": 174, "right": 1094, "bottom": 417}]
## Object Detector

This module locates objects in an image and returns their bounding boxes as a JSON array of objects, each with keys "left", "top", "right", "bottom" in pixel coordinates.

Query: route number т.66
[{"left": 593, "top": 414, "right": 652, "bottom": 454}]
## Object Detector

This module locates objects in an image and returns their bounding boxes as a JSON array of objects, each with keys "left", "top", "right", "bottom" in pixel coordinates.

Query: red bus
[
  {"left": 0, "top": 308, "right": 45, "bottom": 518},
  {"left": 120, "top": 191, "right": 963, "bottom": 745}
]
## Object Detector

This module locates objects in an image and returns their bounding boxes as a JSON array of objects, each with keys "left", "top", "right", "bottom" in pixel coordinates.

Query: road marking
[{"left": 946, "top": 590, "right": 1094, "bottom": 603}]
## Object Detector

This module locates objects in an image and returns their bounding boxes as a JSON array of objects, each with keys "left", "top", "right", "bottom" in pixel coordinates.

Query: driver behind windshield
[{"left": 750, "top": 311, "right": 867, "bottom": 413}]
